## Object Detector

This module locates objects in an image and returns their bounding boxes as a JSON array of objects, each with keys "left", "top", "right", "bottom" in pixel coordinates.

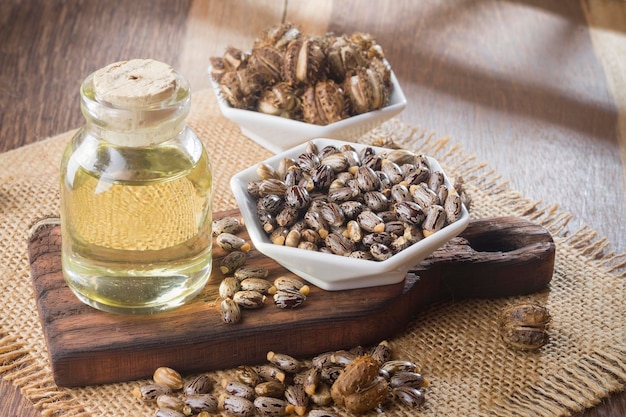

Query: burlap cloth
[{"left": 0, "top": 89, "right": 624, "bottom": 417}]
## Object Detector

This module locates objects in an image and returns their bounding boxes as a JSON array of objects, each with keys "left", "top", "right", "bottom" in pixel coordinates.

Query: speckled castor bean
[
  {"left": 133, "top": 384, "right": 172, "bottom": 402},
  {"left": 183, "top": 374, "right": 213, "bottom": 395},
  {"left": 153, "top": 367, "right": 183, "bottom": 390}
]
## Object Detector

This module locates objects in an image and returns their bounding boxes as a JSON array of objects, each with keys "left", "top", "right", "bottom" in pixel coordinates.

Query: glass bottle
[{"left": 60, "top": 59, "right": 213, "bottom": 314}]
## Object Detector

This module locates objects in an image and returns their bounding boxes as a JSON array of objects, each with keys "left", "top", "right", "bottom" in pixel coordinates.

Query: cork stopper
[{"left": 93, "top": 59, "right": 177, "bottom": 108}]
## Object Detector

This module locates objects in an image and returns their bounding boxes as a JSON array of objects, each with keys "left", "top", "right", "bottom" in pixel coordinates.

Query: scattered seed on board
[
  {"left": 240, "top": 277, "right": 274, "bottom": 294},
  {"left": 499, "top": 302, "right": 551, "bottom": 350},
  {"left": 220, "top": 251, "right": 247, "bottom": 274},
  {"left": 272, "top": 276, "right": 310, "bottom": 295},
  {"left": 233, "top": 290, "right": 266, "bottom": 309},
  {"left": 219, "top": 276, "right": 241, "bottom": 299},
  {"left": 234, "top": 265, "right": 269, "bottom": 280},
  {"left": 216, "top": 232, "right": 251, "bottom": 252},
  {"left": 213, "top": 216, "right": 243, "bottom": 236},
  {"left": 220, "top": 298, "right": 242, "bottom": 324},
  {"left": 273, "top": 290, "right": 307, "bottom": 309}
]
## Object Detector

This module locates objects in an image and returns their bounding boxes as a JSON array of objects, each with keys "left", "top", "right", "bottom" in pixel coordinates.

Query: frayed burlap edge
[
  {"left": 0, "top": 333, "right": 90, "bottom": 416},
  {"left": 0, "top": 94, "right": 624, "bottom": 416}
]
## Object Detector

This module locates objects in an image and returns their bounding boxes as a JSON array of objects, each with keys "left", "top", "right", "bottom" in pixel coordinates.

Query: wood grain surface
[
  {"left": 0, "top": 0, "right": 624, "bottom": 415},
  {"left": 27, "top": 213, "right": 554, "bottom": 387}
]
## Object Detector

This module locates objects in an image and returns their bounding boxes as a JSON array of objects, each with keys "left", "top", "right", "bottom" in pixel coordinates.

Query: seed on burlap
[
  {"left": 155, "top": 408, "right": 185, "bottom": 417},
  {"left": 153, "top": 367, "right": 184, "bottom": 390},
  {"left": 133, "top": 384, "right": 172, "bottom": 401},
  {"left": 183, "top": 374, "right": 213, "bottom": 395},
  {"left": 222, "top": 379, "right": 256, "bottom": 400},
  {"left": 184, "top": 394, "right": 218, "bottom": 413},
  {"left": 221, "top": 394, "right": 255, "bottom": 417},
  {"left": 266, "top": 351, "right": 302, "bottom": 373}
]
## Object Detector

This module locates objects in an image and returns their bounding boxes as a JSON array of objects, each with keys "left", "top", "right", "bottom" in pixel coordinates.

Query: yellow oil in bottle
[{"left": 61, "top": 132, "right": 212, "bottom": 314}]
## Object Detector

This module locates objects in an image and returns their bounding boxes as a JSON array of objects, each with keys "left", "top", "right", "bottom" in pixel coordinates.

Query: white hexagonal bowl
[
  {"left": 210, "top": 69, "right": 407, "bottom": 154},
  {"left": 230, "top": 138, "right": 470, "bottom": 291}
]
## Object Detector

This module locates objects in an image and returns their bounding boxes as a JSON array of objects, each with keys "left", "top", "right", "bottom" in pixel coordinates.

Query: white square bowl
[
  {"left": 230, "top": 138, "right": 469, "bottom": 291},
  {"left": 210, "top": 70, "right": 407, "bottom": 154}
]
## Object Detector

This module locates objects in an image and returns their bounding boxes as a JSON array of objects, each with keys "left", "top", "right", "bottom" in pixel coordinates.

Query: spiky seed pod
[
  {"left": 248, "top": 46, "right": 284, "bottom": 86},
  {"left": 325, "top": 34, "right": 366, "bottom": 82},
  {"left": 223, "top": 46, "right": 248, "bottom": 71},
  {"left": 343, "top": 66, "right": 389, "bottom": 115},
  {"left": 349, "top": 32, "right": 384, "bottom": 60},
  {"left": 254, "top": 22, "right": 302, "bottom": 51},
  {"left": 301, "top": 80, "right": 347, "bottom": 125},
  {"left": 209, "top": 57, "right": 229, "bottom": 83},
  {"left": 283, "top": 37, "right": 327, "bottom": 86},
  {"left": 219, "top": 69, "right": 263, "bottom": 110},
  {"left": 369, "top": 56, "right": 392, "bottom": 88},
  {"left": 257, "top": 82, "right": 299, "bottom": 118}
]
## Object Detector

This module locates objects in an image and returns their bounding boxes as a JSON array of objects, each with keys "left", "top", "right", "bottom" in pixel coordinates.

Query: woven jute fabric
[{"left": 0, "top": 89, "right": 624, "bottom": 417}]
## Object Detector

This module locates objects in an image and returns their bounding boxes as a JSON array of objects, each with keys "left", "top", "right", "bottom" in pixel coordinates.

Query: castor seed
[
  {"left": 183, "top": 374, "right": 213, "bottom": 395},
  {"left": 153, "top": 367, "right": 183, "bottom": 390}
]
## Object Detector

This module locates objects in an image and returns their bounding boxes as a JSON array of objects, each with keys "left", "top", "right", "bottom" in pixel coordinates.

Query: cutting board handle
[{"left": 409, "top": 216, "right": 556, "bottom": 301}]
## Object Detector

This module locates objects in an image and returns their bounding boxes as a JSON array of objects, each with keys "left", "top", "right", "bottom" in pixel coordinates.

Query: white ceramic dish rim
[
  {"left": 208, "top": 66, "right": 407, "bottom": 131},
  {"left": 230, "top": 138, "right": 470, "bottom": 290}
]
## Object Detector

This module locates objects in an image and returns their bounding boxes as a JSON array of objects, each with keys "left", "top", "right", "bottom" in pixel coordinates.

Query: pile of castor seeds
[{"left": 134, "top": 341, "right": 428, "bottom": 416}]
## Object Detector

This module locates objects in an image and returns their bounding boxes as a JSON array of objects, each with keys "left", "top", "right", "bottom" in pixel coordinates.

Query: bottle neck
[{"left": 79, "top": 71, "right": 192, "bottom": 147}]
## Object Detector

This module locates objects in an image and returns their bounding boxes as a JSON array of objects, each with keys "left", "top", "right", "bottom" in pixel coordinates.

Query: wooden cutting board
[{"left": 28, "top": 210, "right": 555, "bottom": 387}]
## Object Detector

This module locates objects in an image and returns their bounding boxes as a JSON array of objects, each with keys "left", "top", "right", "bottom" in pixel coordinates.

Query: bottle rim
[{"left": 79, "top": 69, "right": 192, "bottom": 146}]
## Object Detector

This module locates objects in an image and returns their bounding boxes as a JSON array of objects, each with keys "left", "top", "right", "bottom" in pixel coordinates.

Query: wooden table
[{"left": 1, "top": 1, "right": 624, "bottom": 416}]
